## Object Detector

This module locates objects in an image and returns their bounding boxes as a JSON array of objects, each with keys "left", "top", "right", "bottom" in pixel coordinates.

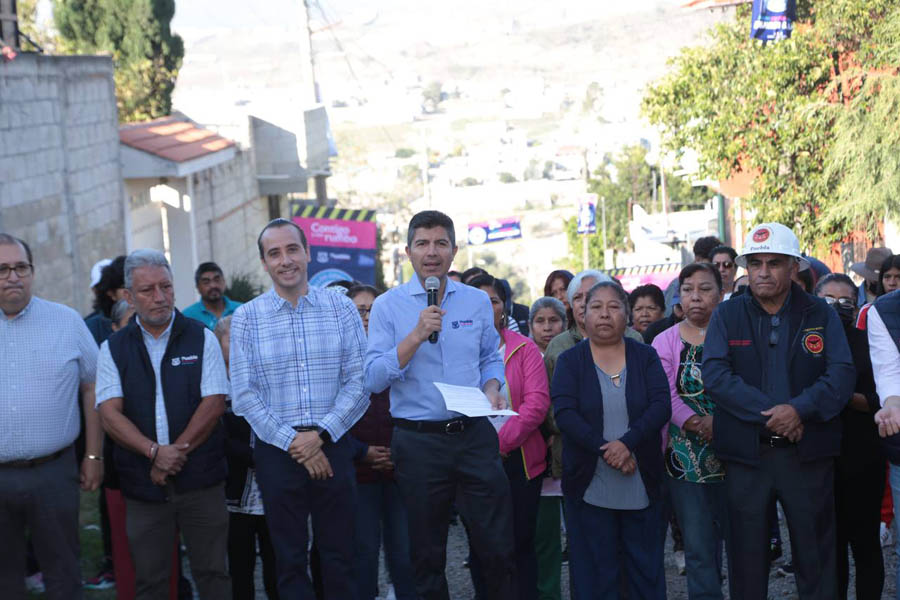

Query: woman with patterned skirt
[{"left": 652, "top": 262, "right": 728, "bottom": 600}]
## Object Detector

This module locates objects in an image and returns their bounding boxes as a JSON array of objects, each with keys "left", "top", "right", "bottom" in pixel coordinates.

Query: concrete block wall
[
  {"left": 191, "top": 148, "right": 270, "bottom": 297},
  {"left": 0, "top": 54, "right": 127, "bottom": 314}
]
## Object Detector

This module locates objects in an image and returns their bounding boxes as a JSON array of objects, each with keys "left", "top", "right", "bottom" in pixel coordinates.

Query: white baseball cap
[
  {"left": 90, "top": 258, "right": 113, "bottom": 288},
  {"left": 735, "top": 223, "right": 810, "bottom": 271}
]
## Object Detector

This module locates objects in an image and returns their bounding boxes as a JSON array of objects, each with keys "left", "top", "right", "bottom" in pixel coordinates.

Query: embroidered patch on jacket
[
  {"left": 171, "top": 355, "right": 199, "bottom": 367},
  {"left": 728, "top": 339, "right": 752, "bottom": 347},
  {"left": 803, "top": 333, "right": 824, "bottom": 354}
]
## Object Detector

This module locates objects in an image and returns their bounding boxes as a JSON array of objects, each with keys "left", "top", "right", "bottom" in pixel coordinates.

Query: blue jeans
[
  {"left": 564, "top": 497, "right": 666, "bottom": 600},
  {"left": 889, "top": 464, "right": 900, "bottom": 600},
  {"left": 667, "top": 477, "right": 728, "bottom": 600},
  {"left": 354, "top": 480, "right": 418, "bottom": 600}
]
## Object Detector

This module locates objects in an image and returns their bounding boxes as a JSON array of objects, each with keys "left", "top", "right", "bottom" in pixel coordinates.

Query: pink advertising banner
[{"left": 293, "top": 217, "right": 377, "bottom": 249}]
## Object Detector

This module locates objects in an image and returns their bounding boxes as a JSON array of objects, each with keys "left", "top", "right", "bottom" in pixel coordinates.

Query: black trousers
[
  {"left": 835, "top": 457, "right": 885, "bottom": 600},
  {"left": 469, "top": 448, "right": 542, "bottom": 600},
  {"left": 392, "top": 417, "right": 517, "bottom": 600},
  {"left": 0, "top": 447, "right": 81, "bottom": 600},
  {"left": 254, "top": 436, "right": 357, "bottom": 600},
  {"left": 228, "top": 512, "right": 279, "bottom": 600},
  {"left": 724, "top": 445, "right": 837, "bottom": 600}
]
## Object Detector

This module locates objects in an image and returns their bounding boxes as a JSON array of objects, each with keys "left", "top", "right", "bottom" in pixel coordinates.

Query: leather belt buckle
[{"left": 445, "top": 419, "right": 465, "bottom": 435}]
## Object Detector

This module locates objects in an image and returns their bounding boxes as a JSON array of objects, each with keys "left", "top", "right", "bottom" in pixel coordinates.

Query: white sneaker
[
  {"left": 674, "top": 550, "right": 686, "bottom": 575},
  {"left": 25, "top": 572, "right": 45, "bottom": 593},
  {"left": 881, "top": 522, "right": 894, "bottom": 547}
]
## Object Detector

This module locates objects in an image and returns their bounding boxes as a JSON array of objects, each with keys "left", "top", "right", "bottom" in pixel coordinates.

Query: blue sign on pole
[
  {"left": 751, "top": 0, "right": 796, "bottom": 42},
  {"left": 577, "top": 201, "right": 596, "bottom": 235}
]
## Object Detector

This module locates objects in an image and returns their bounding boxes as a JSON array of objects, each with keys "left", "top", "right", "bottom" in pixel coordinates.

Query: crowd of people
[{"left": 3, "top": 210, "right": 900, "bottom": 600}]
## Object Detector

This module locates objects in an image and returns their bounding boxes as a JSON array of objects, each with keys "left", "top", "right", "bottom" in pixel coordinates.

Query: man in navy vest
[
  {"left": 703, "top": 223, "right": 854, "bottom": 600},
  {"left": 868, "top": 288, "right": 900, "bottom": 599},
  {"left": 95, "top": 249, "right": 232, "bottom": 600}
]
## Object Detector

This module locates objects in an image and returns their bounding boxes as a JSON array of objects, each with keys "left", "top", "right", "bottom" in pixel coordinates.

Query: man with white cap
[{"left": 702, "top": 222, "right": 854, "bottom": 599}]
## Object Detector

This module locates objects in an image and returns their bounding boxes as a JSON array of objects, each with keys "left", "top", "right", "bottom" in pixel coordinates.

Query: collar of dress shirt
[
  {"left": 0, "top": 295, "right": 35, "bottom": 321},
  {"left": 268, "top": 285, "right": 318, "bottom": 312},
  {"left": 407, "top": 275, "right": 458, "bottom": 297},
  {"left": 136, "top": 311, "right": 175, "bottom": 339}
]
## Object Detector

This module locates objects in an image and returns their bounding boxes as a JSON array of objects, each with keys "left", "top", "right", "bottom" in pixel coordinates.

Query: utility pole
[{"left": 301, "top": 0, "right": 329, "bottom": 206}]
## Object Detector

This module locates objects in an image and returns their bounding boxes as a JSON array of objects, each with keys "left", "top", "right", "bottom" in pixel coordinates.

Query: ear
[
  {"left": 405, "top": 246, "right": 411, "bottom": 260},
  {"left": 123, "top": 288, "right": 134, "bottom": 304}
]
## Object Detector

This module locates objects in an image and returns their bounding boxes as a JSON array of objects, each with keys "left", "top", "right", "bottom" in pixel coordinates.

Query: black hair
[
  {"left": 692, "top": 236, "right": 723, "bottom": 261},
  {"left": 93, "top": 255, "right": 126, "bottom": 316},
  {"left": 460, "top": 267, "right": 488, "bottom": 284},
  {"left": 814, "top": 273, "right": 857, "bottom": 298},
  {"left": 878, "top": 254, "right": 900, "bottom": 296},
  {"left": 679, "top": 262, "right": 723, "bottom": 291},
  {"left": 407, "top": 210, "right": 456, "bottom": 248},
  {"left": 467, "top": 273, "right": 507, "bottom": 305},
  {"left": 194, "top": 261, "right": 223, "bottom": 285},
  {"left": 347, "top": 284, "right": 380, "bottom": 300},
  {"left": 448, "top": 270, "right": 462, "bottom": 279},
  {"left": 628, "top": 284, "right": 665, "bottom": 311},
  {"left": 709, "top": 245, "right": 737, "bottom": 262},
  {"left": 0, "top": 233, "right": 33, "bottom": 264},
  {"left": 257, "top": 218, "right": 308, "bottom": 258}
]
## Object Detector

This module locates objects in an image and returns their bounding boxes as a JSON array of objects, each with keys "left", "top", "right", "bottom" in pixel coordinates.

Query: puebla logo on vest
[
  {"left": 171, "top": 355, "right": 199, "bottom": 367},
  {"left": 803, "top": 333, "right": 824, "bottom": 355}
]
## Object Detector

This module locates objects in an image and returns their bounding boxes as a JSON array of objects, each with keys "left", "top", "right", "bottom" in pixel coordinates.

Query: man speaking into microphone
[{"left": 365, "top": 210, "right": 517, "bottom": 600}]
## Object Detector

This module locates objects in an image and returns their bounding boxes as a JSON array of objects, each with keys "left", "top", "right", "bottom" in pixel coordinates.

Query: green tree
[
  {"left": 54, "top": 0, "right": 184, "bottom": 122},
  {"left": 642, "top": 0, "right": 900, "bottom": 250}
]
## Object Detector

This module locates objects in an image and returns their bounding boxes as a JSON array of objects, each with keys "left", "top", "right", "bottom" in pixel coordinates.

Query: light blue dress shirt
[
  {"left": 364, "top": 277, "right": 505, "bottom": 421},
  {"left": 229, "top": 286, "right": 369, "bottom": 451},
  {"left": 0, "top": 296, "right": 98, "bottom": 461}
]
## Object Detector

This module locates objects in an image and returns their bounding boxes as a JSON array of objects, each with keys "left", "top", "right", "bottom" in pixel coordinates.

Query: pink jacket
[
  {"left": 499, "top": 329, "right": 550, "bottom": 480},
  {"left": 651, "top": 323, "right": 697, "bottom": 434}
]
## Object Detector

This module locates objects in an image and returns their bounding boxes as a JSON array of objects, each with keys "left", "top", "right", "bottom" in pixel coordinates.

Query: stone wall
[
  {"left": 190, "top": 148, "right": 270, "bottom": 297},
  {"left": 0, "top": 54, "right": 126, "bottom": 314}
]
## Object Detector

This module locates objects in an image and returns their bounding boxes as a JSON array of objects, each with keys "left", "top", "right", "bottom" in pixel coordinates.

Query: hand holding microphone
[{"left": 416, "top": 276, "right": 445, "bottom": 345}]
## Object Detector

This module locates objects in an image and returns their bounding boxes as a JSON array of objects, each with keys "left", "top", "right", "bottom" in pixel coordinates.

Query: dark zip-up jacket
[{"left": 702, "top": 282, "right": 854, "bottom": 466}]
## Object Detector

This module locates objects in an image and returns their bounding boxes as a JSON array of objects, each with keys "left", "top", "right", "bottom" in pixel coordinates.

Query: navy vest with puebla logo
[
  {"left": 107, "top": 310, "right": 226, "bottom": 502},
  {"left": 874, "top": 290, "right": 900, "bottom": 355}
]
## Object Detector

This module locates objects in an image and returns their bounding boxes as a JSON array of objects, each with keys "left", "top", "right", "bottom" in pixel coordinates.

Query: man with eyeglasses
[
  {"left": 0, "top": 233, "right": 103, "bottom": 599},
  {"left": 702, "top": 223, "right": 854, "bottom": 600}
]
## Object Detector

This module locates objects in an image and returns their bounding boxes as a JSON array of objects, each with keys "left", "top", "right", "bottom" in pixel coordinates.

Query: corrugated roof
[{"left": 119, "top": 117, "right": 235, "bottom": 163}]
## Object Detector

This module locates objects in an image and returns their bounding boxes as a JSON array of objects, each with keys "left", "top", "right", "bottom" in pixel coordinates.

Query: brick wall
[{"left": 0, "top": 54, "right": 127, "bottom": 314}]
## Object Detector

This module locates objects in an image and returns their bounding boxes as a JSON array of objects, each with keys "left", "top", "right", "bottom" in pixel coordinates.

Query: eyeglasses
[
  {"left": 824, "top": 297, "right": 855, "bottom": 309},
  {"left": 357, "top": 307, "right": 372, "bottom": 316},
  {"left": 769, "top": 315, "right": 781, "bottom": 347},
  {"left": 0, "top": 263, "right": 33, "bottom": 279},
  {"left": 713, "top": 261, "right": 735, "bottom": 270}
]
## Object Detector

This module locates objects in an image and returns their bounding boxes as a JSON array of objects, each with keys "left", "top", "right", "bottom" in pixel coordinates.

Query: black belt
[
  {"left": 292, "top": 426, "right": 317, "bottom": 432},
  {"left": 394, "top": 417, "right": 474, "bottom": 435},
  {"left": 0, "top": 448, "right": 66, "bottom": 468},
  {"left": 760, "top": 434, "right": 794, "bottom": 448}
]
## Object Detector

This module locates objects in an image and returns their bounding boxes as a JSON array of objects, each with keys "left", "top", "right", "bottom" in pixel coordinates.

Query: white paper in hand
[{"left": 433, "top": 382, "right": 518, "bottom": 417}]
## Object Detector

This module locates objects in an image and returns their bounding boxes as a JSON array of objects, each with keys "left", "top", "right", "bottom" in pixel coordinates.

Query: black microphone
[{"left": 425, "top": 276, "right": 440, "bottom": 344}]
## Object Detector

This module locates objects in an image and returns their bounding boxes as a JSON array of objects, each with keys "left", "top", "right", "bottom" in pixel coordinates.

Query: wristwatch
[{"left": 316, "top": 427, "right": 332, "bottom": 444}]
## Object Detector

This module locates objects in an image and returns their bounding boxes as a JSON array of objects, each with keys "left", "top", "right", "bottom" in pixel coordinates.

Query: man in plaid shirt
[{"left": 230, "top": 218, "right": 369, "bottom": 599}]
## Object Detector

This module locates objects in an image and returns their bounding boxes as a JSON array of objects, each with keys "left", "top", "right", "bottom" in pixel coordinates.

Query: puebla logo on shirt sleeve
[{"left": 803, "top": 332, "right": 824, "bottom": 355}]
